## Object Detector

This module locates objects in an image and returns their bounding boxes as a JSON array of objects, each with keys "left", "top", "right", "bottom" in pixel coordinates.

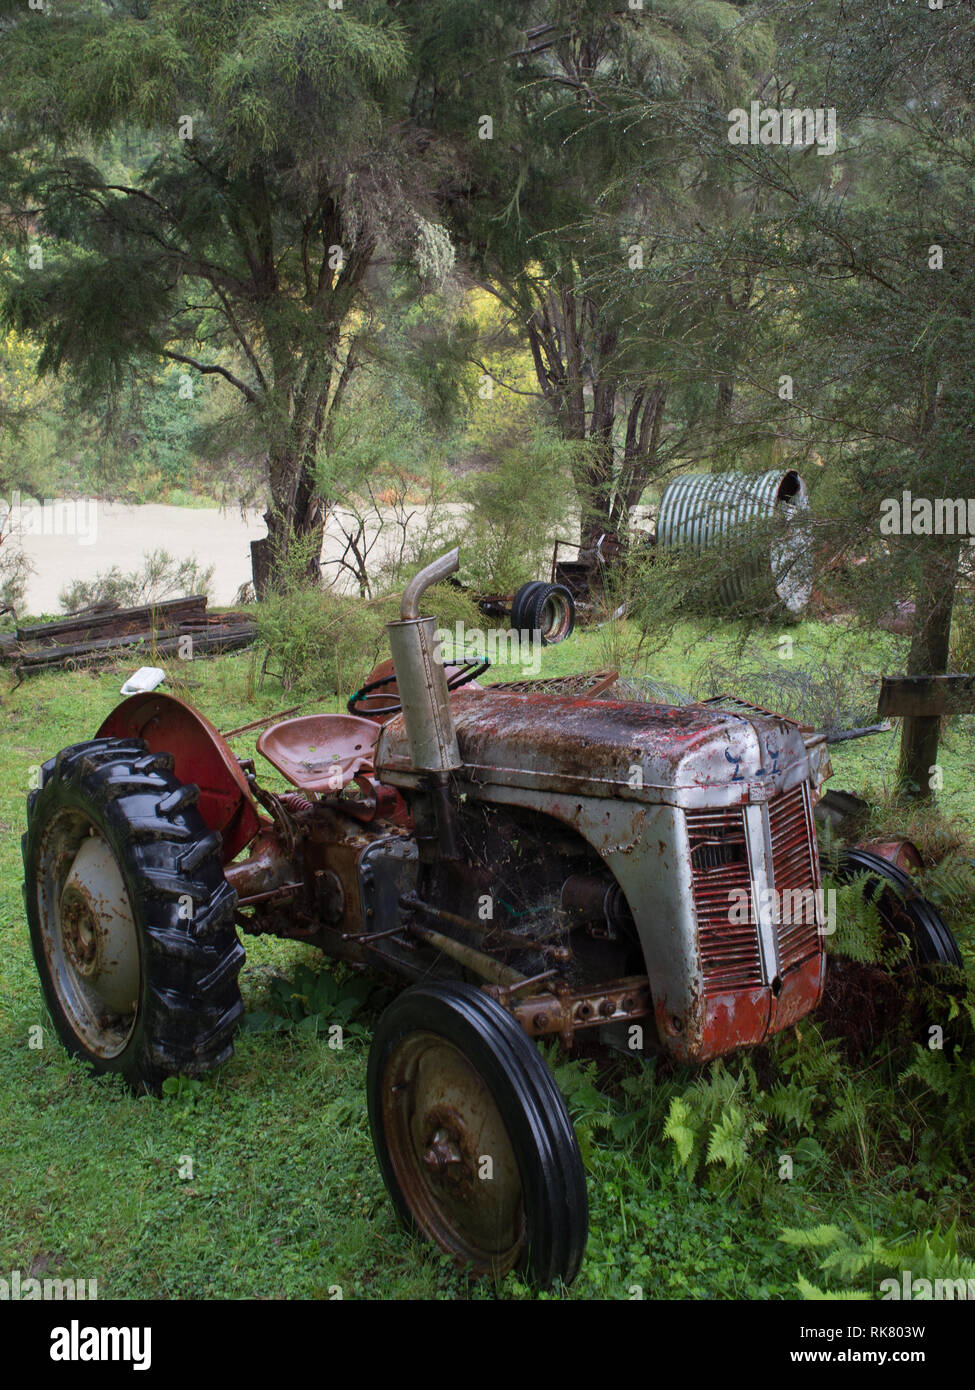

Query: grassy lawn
[{"left": 1, "top": 618, "right": 973, "bottom": 1300}]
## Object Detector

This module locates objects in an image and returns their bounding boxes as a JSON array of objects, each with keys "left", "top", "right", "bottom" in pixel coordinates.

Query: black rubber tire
[
  {"left": 367, "top": 981, "right": 588, "bottom": 1288},
  {"left": 510, "top": 581, "right": 545, "bottom": 634},
  {"left": 835, "top": 848, "right": 963, "bottom": 969},
  {"left": 521, "top": 583, "right": 575, "bottom": 645},
  {"left": 22, "top": 737, "right": 244, "bottom": 1092}
]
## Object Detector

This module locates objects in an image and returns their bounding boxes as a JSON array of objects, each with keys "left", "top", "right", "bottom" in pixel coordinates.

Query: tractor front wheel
[
  {"left": 367, "top": 982, "right": 588, "bottom": 1288},
  {"left": 836, "top": 848, "right": 963, "bottom": 969},
  {"left": 22, "top": 737, "right": 243, "bottom": 1092}
]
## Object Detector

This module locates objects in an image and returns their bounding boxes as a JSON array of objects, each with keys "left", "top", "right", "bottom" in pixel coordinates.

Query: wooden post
[
  {"left": 895, "top": 541, "right": 958, "bottom": 798},
  {"left": 878, "top": 674, "right": 975, "bottom": 798}
]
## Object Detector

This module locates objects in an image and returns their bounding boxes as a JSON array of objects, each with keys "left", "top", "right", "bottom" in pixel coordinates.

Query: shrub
[
  {"left": 0, "top": 521, "right": 31, "bottom": 623},
  {"left": 58, "top": 549, "right": 214, "bottom": 612},
  {"left": 256, "top": 585, "right": 385, "bottom": 695},
  {"left": 455, "top": 423, "right": 578, "bottom": 596},
  {"left": 372, "top": 581, "right": 486, "bottom": 637},
  {"left": 950, "top": 588, "right": 975, "bottom": 674}
]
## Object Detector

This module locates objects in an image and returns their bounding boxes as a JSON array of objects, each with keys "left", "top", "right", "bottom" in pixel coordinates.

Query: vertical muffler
[{"left": 385, "top": 548, "right": 463, "bottom": 859}]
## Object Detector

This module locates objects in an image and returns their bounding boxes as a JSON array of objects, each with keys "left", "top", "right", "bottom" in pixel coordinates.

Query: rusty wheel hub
[
  {"left": 422, "top": 1122, "right": 466, "bottom": 1180},
  {"left": 61, "top": 895, "right": 99, "bottom": 976}
]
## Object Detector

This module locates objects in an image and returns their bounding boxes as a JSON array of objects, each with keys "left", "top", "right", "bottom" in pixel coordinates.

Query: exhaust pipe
[
  {"left": 400, "top": 547, "right": 461, "bottom": 622},
  {"left": 385, "top": 549, "right": 463, "bottom": 859},
  {"left": 387, "top": 548, "right": 462, "bottom": 774}
]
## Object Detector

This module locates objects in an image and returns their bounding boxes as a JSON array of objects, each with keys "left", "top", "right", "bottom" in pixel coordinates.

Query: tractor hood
[{"left": 375, "top": 691, "right": 827, "bottom": 811}]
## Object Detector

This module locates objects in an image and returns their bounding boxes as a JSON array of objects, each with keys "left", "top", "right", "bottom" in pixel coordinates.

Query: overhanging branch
[{"left": 161, "top": 350, "right": 260, "bottom": 405}]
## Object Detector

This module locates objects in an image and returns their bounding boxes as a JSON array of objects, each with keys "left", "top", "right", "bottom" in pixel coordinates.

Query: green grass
[{"left": 0, "top": 619, "right": 973, "bottom": 1300}]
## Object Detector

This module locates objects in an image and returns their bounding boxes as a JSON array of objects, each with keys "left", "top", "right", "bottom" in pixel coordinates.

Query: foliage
[
  {"left": 949, "top": 591, "right": 975, "bottom": 677},
  {"left": 0, "top": 508, "right": 32, "bottom": 622},
  {"left": 255, "top": 532, "right": 385, "bottom": 694},
  {"left": 242, "top": 962, "right": 382, "bottom": 1041},
  {"left": 314, "top": 382, "right": 455, "bottom": 598},
  {"left": 616, "top": 0, "right": 975, "bottom": 786},
  {"left": 159, "top": 1074, "right": 208, "bottom": 1105},
  {"left": 915, "top": 854, "right": 975, "bottom": 918},
  {"left": 0, "top": 0, "right": 432, "bottom": 584},
  {"left": 370, "top": 581, "right": 486, "bottom": 640},
  {"left": 57, "top": 548, "right": 214, "bottom": 612},
  {"left": 661, "top": 1061, "right": 769, "bottom": 1188},
  {"left": 422, "top": 0, "right": 776, "bottom": 537},
  {"left": 692, "top": 642, "right": 888, "bottom": 736},
  {"left": 548, "top": 1051, "right": 615, "bottom": 1172},
  {"left": 824, "top": 877, "right": 909, "bottom": 970},
  {"left": 782, "top": 1223, "right": 975, "bottom": 1301},
  {"left": 455, "top": 420, "right": 577, "bottom": 595},
  {"left": 256, "top": 587, "right": 384, "bottom": 697}
]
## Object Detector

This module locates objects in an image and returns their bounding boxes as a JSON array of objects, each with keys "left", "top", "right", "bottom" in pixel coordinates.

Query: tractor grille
[
  {"left": 687, "top": 784, "right": 821, "bottom": 997},
  {"left": 686, "top": 805, "right": 762, "bottom": 994},
  {"left": 768, "top": 783, "right": 821, "bottom": 971}
]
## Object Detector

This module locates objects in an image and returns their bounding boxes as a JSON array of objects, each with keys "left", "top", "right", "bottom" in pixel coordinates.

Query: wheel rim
[
  {"left": 35, "top": 809, "right": 140, "bottom": 1057},
  {"left": 539, "top": 594, "right": 572, "bottom": 642},
  {"left": 839, "top": 849, "right": 963, "bottom": 969},
  {"left": 381, "top": 1031, "right": 526, "bottom": 1274}
]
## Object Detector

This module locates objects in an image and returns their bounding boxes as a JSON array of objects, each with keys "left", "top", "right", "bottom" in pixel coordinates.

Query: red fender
[
  {"left": 97, "top": 693, "right": 261, "bottom": 863},
  {"left": 853, "top": 839, "right": 924, "bottom": 875}
]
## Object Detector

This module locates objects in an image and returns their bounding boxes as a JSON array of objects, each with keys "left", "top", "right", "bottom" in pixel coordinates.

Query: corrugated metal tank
[{"left": 656, "top": 469, "right": 812, "bottom": 615}]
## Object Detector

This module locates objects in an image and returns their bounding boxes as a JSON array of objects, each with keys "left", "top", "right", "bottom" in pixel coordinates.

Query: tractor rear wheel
[
  {"left": 22, "top": 737, "right": 243, "bottom": 1092},
  {"left": 367, "top": 982, "right": 588, "bottom": 1288}
]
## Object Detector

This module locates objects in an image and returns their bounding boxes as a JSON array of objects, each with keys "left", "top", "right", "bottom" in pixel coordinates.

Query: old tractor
[{"left": 21, "top": 550, "right": 963, "bottom": 1288}]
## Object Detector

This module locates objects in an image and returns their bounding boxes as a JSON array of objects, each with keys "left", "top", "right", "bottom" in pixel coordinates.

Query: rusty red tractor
[{"left": 22, "top": 550, "right": 963, "bottom": 1288}]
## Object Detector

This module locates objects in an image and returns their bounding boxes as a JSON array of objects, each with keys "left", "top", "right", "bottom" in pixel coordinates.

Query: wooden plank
[
  {"left": 15, "top": 622, "right": 256, "bottom": 674},
  {"left": 825, "top": 721, "right": 892, "bottom": 743},
  {"left": 878, "top": 674, "right": 975, "bottom": 718},
  {"left": 18, "top": 629, "right": 174, "bottom": 665},
  {"left": 15, "top": 595, "right": 208, "bottom": 647}
]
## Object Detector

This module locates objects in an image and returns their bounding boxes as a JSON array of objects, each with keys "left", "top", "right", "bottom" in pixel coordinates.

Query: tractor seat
[{"left": 256, "top": 714, "right": 380, "bottom": 794}]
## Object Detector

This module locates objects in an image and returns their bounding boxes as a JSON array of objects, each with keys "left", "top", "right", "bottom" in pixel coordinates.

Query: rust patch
[{"left": 487, "top": 975, "right": 651, "bottom": 1040}]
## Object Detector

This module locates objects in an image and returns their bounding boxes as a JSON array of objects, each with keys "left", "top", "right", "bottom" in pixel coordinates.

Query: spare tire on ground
[
  {"left": 509, "top": 581, "right": 544, "bottom": 634},
  {"left": 510, "top": 583, "right": 575, "bottom": 646}
]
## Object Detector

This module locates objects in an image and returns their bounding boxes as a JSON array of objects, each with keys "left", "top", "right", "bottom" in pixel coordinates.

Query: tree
[
  {"left": 0, "top": 0, "right": 436, "bottom": 591},
  {"left": 410, "top": 0, "right": 774, "bottom": 545},
  {"left": 628, "top": 0, "right": 975, "bottom": 796}
]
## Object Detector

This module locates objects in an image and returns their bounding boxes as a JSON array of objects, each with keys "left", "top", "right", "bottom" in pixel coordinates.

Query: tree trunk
[
  {"left": 897, "top": 538, "right": 959, "bottom": 798},
  {"left": 251, "top": 453, "right": 324, "bottom": 598},
  {"left": 251, "top": 335, "right": 353, "bottom": 597}
]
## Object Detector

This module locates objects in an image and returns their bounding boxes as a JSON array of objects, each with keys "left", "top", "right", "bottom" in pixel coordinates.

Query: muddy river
[{"left": 7, "top": 500, "right": 462, "bottom": 613}]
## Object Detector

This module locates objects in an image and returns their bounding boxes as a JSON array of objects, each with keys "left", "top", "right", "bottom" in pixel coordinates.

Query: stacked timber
[{"left": 1, "top": 595, "right": 256, "bottom": 678}]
